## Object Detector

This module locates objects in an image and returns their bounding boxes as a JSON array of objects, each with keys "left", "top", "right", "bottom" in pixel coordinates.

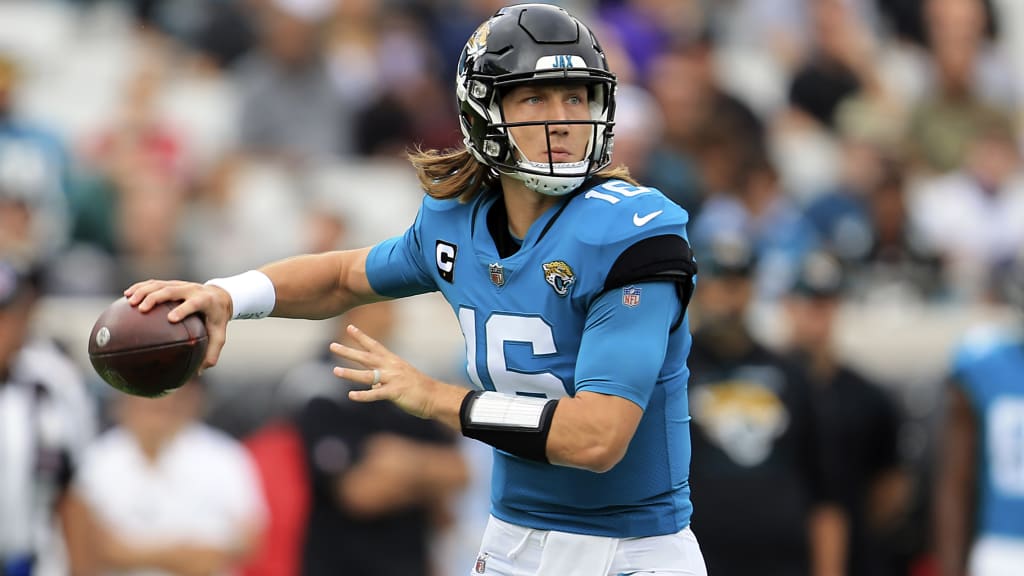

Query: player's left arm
[
  {"left": 935, "top": 379, "right": 976, "bottom": 576},
  {"left": 540, "top": 221, "right": 695, "bottom": 471},
  {"left": 544, "top": 280, "right": 680, "bottom": 471},
  {"left": 336, "top": 280, "right": 684, "bottom": 473}
]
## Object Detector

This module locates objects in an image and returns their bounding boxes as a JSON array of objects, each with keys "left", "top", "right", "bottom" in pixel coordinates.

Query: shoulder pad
[
  {"left": 573, "top": 180, "right": 690, "bottom": 247},
  {"left": 956, "top": 325, "right": 1023, "bottom": 366},
  {"left": 422, "top": 194, "right": 471, "bottom": 214}
]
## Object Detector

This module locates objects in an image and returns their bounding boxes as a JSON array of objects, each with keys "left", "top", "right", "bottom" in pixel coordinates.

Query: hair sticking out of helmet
[{"left": 456, "top": 4, "right": 617, "bottom": 196}]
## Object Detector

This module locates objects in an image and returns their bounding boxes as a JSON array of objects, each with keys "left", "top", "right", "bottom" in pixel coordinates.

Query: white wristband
[
  {"left": 467, "top": 391, "right": 550, "bottom": 429},
  {"left": 205, "top": 270, "right": 276, "bottom": 320}
]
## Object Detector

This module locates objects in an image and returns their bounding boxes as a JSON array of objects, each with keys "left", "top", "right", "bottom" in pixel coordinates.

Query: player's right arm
[
  {"left": 259, "top": 247, "right": 384, "bottom": 319},
  {"left": 127, "top": 202, "right": 437, "bottom": 371},
  {"left": 125, "top": 248, "right": 383, "bottom": 371}
]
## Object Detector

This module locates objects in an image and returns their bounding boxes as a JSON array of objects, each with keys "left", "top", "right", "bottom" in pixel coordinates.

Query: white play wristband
[{"left": 205, "top": 270, "right": 276, "bottom": 320}]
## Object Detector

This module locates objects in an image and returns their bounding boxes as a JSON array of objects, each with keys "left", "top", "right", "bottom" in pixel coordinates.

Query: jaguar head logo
[
  {"left": 466, "top": 21, "right": 491, "bottom": 58},
  {"left": 542, "top": 260, "right": 575, "bottom": 297}
]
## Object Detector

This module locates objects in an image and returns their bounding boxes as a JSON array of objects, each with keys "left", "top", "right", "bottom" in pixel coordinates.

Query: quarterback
[{"left": 126, "top": 4, "right": 705, "bottom": 574}]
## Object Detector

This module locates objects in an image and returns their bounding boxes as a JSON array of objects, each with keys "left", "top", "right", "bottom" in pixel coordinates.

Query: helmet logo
[
  {"left": 535, "top": 55, "right": 586, "bottom": 70},
  {"left": 467, "top": 21, "right": 491, "bottom": 58}
]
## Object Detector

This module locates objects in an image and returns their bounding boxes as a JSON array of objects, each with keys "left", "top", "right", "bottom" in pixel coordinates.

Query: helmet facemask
[{"left": 456, "top": 5, "right": 617, "bottom": 197}]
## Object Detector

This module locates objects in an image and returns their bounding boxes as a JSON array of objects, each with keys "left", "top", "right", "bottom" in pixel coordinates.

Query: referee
[{"left": 0, "top": 259, "right": 95, "bottom": 575}]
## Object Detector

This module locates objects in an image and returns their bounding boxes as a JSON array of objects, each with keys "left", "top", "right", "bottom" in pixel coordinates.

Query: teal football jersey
[
  {"left": 954, "top": 328, "right": 1024, "bottom": 540},
  {"left": 366, "top": 179, "right": 694, "bottom": 537}
]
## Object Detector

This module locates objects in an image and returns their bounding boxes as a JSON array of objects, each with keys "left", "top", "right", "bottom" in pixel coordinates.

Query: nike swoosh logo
[{"left": 633, "top": 210, "right": 663, "bottom": 226}]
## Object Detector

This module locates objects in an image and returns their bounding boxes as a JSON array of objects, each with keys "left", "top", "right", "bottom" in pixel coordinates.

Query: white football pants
[
  {"left": 469, "top": 515, "right": 708, "bottom": 576},
  {"left": 969, "top": 535, "right": 1024, "bottom": 576}
]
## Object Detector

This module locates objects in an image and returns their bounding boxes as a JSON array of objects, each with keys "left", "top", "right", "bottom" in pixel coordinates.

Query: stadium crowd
[{"left": 0, "top": 0, "right": 1022, "bottom": 575}]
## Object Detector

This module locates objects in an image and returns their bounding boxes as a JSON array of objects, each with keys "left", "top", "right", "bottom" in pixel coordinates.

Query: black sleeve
[
  {"left": 788, "top": 363, "right": 843, "bottom": 505},
  {"left": 810, "top": 391, "right": 846, "bottom": 505},
  {"left": 296, "top": 396, "right": 369, "bottom": 494},
  {"left": 867, "top": 378, "right": 904, "bottom": 474},
  {"left": 603, "top": 234, "right": 698, "bottom": 331},
  {"left": 56, "top": 450, "right": 75, "bottom": 493}
]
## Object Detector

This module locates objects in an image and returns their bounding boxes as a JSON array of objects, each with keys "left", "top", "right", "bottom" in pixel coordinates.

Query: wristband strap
[
  {"left": 460, "top": 390, "right": 558, "bottom": 463},
  {"left": 205, "top": 270, "right": 276, "bottom": 320}
]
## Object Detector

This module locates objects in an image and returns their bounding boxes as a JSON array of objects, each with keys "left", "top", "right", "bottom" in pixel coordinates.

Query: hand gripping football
[{"left": 88, "top": 298, "right": 208, "bottom": 397}]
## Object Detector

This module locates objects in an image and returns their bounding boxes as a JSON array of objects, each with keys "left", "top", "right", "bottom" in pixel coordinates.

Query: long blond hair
[{"left": 407, "top": 146, "right": 638, "bottom": 202}]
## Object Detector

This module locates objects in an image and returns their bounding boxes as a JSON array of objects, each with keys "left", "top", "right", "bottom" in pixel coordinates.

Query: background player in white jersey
[{"left": 124, "top": 4, "right": 705, "bottom": 575}]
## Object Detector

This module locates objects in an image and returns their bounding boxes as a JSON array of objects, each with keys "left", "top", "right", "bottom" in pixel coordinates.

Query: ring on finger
[{"left": 372, "top": 368, "right": 381, "bottom": 386}]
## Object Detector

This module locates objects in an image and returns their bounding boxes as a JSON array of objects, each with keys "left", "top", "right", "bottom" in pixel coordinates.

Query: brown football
[{"left": 88, "top": 298, "right": 208, "bottom": 398}]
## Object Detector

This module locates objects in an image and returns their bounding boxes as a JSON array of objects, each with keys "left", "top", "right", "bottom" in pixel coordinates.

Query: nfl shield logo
[
  {"left": 622, "top": 286, "right": 642, "bottom": 307},
  {"left": 474, "top": 552, "right": 488, "bottom": 573},
  {"left": 489, "top": 263, "right": 505, "bottom": 287}
]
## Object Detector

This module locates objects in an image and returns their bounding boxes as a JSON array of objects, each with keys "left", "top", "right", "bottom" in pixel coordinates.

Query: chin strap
[
  {"left": 510, "top": 166, "right": 586, "bottom": 196},
  {"left": 503, "top": 132, "right": 590, "bottom": 196}
]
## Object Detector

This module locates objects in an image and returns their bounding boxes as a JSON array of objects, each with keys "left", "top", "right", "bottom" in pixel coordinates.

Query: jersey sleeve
[
  {"left": 365, "top": 206, "right": 437, "bottom": 298},
  {"left": 949, "top": 326, "right": 1017, "bottom": 402},
  {"left": 574, "top": 280, "right": 681, "bottom": 409},
  {"left": 574, "top": 181, "right": 697, "bottom": 327}
]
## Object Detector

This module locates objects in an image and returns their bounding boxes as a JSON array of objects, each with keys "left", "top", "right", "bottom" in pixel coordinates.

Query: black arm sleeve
[{"left": 603, "top": 234, "right": 697, "bottom": 331}]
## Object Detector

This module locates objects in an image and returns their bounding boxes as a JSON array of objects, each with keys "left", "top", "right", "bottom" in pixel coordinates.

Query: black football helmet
[{"left": 456, "top": 4, "right": 616, "bottom": 196}]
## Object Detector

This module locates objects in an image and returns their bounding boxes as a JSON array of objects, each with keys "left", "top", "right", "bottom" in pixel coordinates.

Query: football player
[
  {"left": 935, "top": 260, "right": 1024, "bottom": 576},
  {"left": 126, "top": 4, "right": 704, "bottom": 574}
]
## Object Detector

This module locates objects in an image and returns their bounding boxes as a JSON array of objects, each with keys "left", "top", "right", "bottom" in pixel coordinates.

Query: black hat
[
  {"left": 700, "top": 234, "right": 757, "bottom": 278},
  {"left": 792, "top": 251, "right": 845, "bottom": 299}
]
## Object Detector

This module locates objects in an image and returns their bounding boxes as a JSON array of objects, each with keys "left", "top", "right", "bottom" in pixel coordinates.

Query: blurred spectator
[
  {"left": 806, "top": 159, "right": 945, "bottom": 303},
  {"left": 598, "top": 0, "right": 706, "bottom": 80},
  {"left": 323, "top": 0, "right": 383, "bottom": 110},
  {"left": 875, "top": 0, "right": 1007, "bottom": 108},
  {"left": 788, "top": 0, "right": 884, "bottom": 131},
  {"left": 645, "top": 36, "right": 764, "bottom": 213},
  {"left": 79, "top": 55, "right": 191, "bottom": 290},
  {"left": 0, "top": 52, "right": 71, "bottom": 265},
  {"left": 877, "top": 0, "right": 998, "bottom": 47},
  {"left": 612, "top": 83, "right": 703, "bottom": 214},
  {"left": 801, "top": 135, "right": 889, "bottom": 266},
  {"left": 184, "top": 157, "right": 306, "bottom": 283},
  {"left": 0, "top": 154, "right": 48, "bottom": 265},
  {"left": 235, "top": 0, "right": 352, "bottom": 163},
  {"left": 691, "top": 153, "right": 817, "bottom": 300},
  {"left": 191, "top": 0, "right": 256, "bottom": 70},
  {"left": 687, "top": 236, "right": 844, "bottom": 576},
  {"left": 245, "top": 302, "right": 469, "bottom": 576},
  {"left": 347, "top": 14, "right": 459, "bottom": 157},
  {"left": 426, "top": 0, "right": 507, "bottom": 87},
  {"left": 909, "top": 121, "right": 1024, "bottom": 302},
  {"left": 905, "top": 0, "right": 1015, "bottom": 174},
  {"left": 934, "top": 262, "right": 1024, "bottom": 576},
  {"left": 858, "top": 163, "right": 946, "bottom": 302},
  {"left": 709, "top": 0, "right": 811, "bottom": 71},
  {"left": 773, "top": 0, "right": 891, "bottom": 202},
  {"left": 0, "top": 258, "right": 96, "bottom": 576},
  {"left": 69, "top": 379, "right": 265, "bottom": 576},
  {"left": 784, "top": 251, "right": 912, "bottom": 576}
]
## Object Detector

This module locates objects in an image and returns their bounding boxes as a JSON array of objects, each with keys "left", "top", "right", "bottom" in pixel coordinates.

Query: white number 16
[{"left": 458, "top": 307, "right": 567, "bottom": 398}]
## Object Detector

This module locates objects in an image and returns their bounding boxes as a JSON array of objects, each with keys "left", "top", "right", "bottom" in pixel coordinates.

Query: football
[{"left": 88, "top": 298, "right": 208, "bottom": 398}]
